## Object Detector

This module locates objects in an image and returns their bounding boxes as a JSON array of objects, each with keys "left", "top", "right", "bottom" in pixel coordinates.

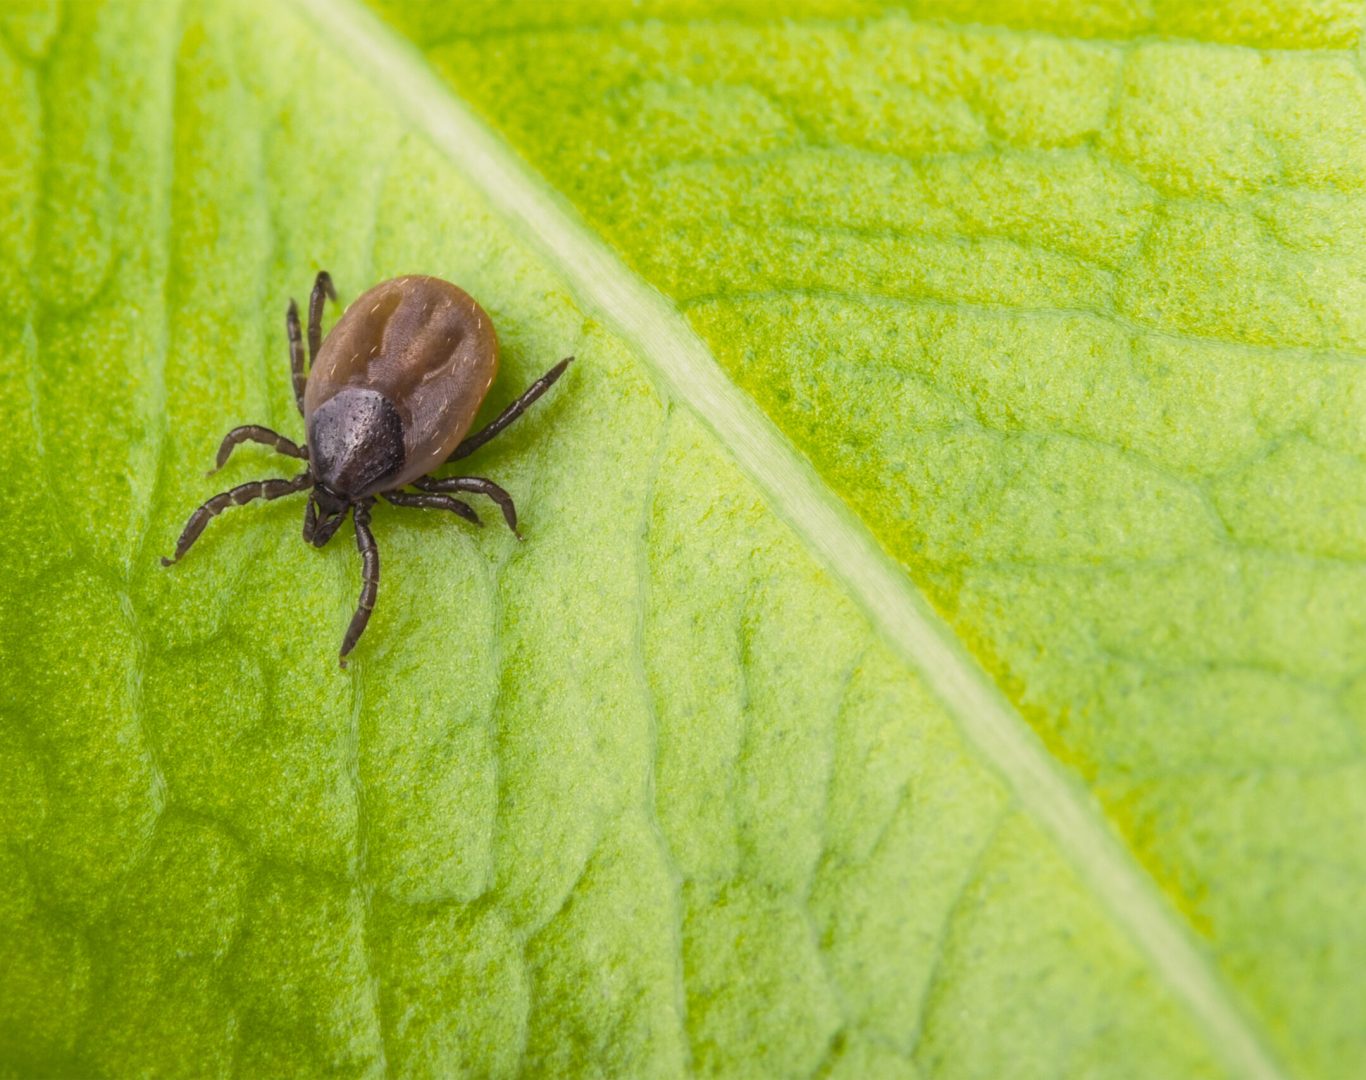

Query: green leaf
[{"left": 0, "top": 0, "right": 1358, "bottom": 1077}]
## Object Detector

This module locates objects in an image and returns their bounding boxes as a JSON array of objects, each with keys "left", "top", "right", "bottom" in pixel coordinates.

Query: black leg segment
[
  {"left": 209, "top": 425, "right": 307, "bottom": 475},
  {"left": 287, "top": 300, "right": 306, "bottom": 415},
  {"left": 446, "top": 356, "right": 572, "bottom": 462},
  {"left": 340, "top": 499, "right": 379, "bottom": 666},
  {"left": 161, "top": 472, "right": 311, "bottom": 566},
  {"left": 383, "top": 490, "right": 482, "bottom": 527},
  {"left": 308, "top": 271, "right": 336, "bottom": 366},
  {"left": 415, "top": 476, "right": 519, "bottom": 537}
]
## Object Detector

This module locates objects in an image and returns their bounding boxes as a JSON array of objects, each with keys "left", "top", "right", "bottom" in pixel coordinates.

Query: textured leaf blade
[
  {"left": 360, "top": 2, "right": 1366, "bottom": 1077},
  {"left": 1, "top": 0, "right": 1357, "bottom": 1077}
]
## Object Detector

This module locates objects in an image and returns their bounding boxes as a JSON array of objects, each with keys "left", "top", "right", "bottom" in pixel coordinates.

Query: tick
[{"left": 162, "top": 272, "right": 571, "bottom": 665}]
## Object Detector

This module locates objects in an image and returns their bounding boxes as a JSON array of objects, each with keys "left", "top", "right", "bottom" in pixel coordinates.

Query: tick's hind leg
[
  {"left": 161, "top": 472, "right": 312, "bottom": 566},
  {"left": 287, "top": 272, "right": 338, "bottom": 416},
  {"left": 308, "top": 271, "right": 336, "bottom": 364},
  {"left": 415, "top": 476, "right": 520, "bottom": 538},
  {"left": 383, "top": 490, "right": 482, "bottom": 527},
  {"left": 209, "top": 425, "right": 306, "bottom": 475},
  {"left": 446, "top": 356, "right": 572, "bottom": 463},
  {"left": 340, "top": 499, "right": 379, "bottom": 667},
  {"left": 287, "top": 300, "right": 306, "bottom": 415}
]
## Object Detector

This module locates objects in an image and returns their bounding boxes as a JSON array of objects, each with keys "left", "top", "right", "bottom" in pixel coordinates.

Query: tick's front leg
[
  {"left": 161, "top": 472, "right": 312, "bottom": 566},
  {"left": 339, "top": 499, "right": 380, "bottom": 668}
]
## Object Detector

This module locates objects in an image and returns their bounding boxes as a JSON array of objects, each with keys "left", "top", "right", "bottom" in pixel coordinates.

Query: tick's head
[
  {"left": 305, "top": 387, "right": 406, "bottom": 500},
  {"left": 303, "top": 482, "right": 350, "bottom": 548}
]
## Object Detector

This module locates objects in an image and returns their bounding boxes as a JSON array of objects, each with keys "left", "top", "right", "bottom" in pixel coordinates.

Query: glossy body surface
[
  {"left": 161, "top": 271, "right": 572, "bottom": 664},
  {"left": 305, "top": 276, "right": 499, "bottom": 497}
]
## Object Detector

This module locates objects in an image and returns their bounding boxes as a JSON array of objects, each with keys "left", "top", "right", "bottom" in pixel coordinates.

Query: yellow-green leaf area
[
  {"left": 368, "top": 1, "right": 1366, "bottom": 1076},
  {"left": 0, "top": 0, "right": 1247, "bottom": 1076}
]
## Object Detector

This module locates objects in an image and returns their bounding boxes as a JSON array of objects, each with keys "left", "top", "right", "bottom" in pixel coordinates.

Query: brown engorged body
[{"left": 304, "top": 275, "right": 499, "bottom": 489}]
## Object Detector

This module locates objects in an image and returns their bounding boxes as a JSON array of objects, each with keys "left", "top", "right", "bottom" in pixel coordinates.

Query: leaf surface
[
  {"left": 0, "top": 0, "right": 1360, "bottom": 1076},
  {"left": 360, "top": 2, "right": 1366, "bottom": 1077}
]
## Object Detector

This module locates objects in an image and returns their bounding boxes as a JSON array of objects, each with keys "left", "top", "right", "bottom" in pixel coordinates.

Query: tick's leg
[
  {"left": 383, "top": 490, "right": 482, "bottom": 527},
  {"left": 308, "top": 271, "right": 337, "bottom": 365},
  {"left": 209, "top": 425, "right": 307, "bottom": 475},
  {"left": 340, "top": 499, "right": 379, "bottom": 667},
  {"left": 287, "top": 300, "right": 306, "bottom": 415},
  {"left": 415, "top": 476, "right": 519, "bottom": 538},
  {"left": 446, "top": 356, "right": 572, "bottom": 463},
  {"left": 161, "top": 472, "right": 311, "bottom": 566},
  {"left": 303, "top": 490, "right": 318, "bottom": 544}
]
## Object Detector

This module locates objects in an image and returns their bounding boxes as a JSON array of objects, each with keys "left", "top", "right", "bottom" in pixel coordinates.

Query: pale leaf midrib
[{"left": 286, "top": 1, "right": 1286, "bottom": 1076}]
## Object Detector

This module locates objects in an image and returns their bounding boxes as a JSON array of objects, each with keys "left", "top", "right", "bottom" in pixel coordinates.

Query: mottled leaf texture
[{"left": 0, "top": 0, "right": 1360, "bottom": 1077}]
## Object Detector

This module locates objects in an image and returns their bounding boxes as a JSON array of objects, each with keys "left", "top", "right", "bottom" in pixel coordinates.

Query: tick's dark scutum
[{"left": 307, "top": 389, "right": 406, "bottom": 498}]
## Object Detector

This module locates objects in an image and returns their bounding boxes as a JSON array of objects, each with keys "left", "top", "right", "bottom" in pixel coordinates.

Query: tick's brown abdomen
[{"left": 304, "top": 275, "right": 499, "bottom": 489}]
